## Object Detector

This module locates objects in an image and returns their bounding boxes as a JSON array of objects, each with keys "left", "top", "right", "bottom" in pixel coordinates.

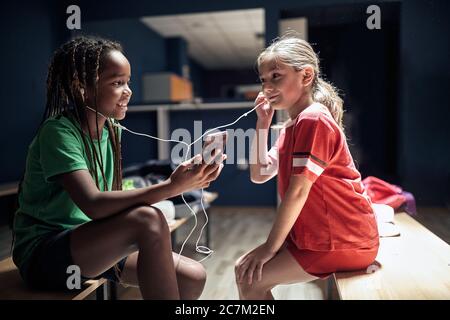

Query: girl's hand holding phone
[
  {"left": 202, "top": 131, "right": 228, "bottom": 165},
  {"left": 169, "top": 154, "right": 226, "bottom": 193}
]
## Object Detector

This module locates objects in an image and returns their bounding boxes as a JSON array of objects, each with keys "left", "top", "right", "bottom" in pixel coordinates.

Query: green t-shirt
[{"left": 12, "top": 113, "right": 119, "bottom": 271}]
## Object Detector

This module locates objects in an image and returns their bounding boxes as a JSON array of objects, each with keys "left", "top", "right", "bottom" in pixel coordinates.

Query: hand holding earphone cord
[{"left": 85, "top": 101, "right": 267, "bottom": 268}]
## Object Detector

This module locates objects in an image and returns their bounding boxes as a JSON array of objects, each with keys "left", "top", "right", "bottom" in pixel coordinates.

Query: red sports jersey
[{"left": 267, "top": 103, "right": 379, "bottom": 251}]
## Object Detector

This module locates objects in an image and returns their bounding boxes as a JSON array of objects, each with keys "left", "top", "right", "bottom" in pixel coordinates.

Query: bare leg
[
  {"left": 70, "top": 206, "right": 180, "bottom": 299},
  {"left": 235, "top": 246, "right": 318, "bottom": 300},
  {"left": 120, "top": 251, "right": 207, "bottom": 300}
]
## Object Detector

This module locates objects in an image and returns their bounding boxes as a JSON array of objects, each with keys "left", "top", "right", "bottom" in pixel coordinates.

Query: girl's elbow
[
  {"left": 80, "top": 205, "right": 99, "bottom": 220},
  {"left": 251, "top": 177, "right": 264, "bottom": 184},
  {"left": 250, "top": 166, "right": 271, "bottom": 184},
  {"left": 79, "top": 195, "right": 101, "bottom": 219},
  {"left": 250, "top": 173, "right": 265, "bottom": 184}
]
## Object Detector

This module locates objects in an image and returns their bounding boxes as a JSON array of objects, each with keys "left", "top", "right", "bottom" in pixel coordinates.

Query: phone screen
[{"left": 202, "top": 131, "right": 228, "bottom": 165}]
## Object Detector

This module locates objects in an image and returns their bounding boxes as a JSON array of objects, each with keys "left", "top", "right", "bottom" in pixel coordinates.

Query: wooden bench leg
[
  {"left": 325, "top": 276, "right": 340, "bottom": 300},
  {"left": 326, "top": 277, "right": 333, "bottom": 300},
  {"left": 96, "top": 281, "right": 108, "bottom": 300},
  {"left": 109, "top": 281, "right": 117, "bottom": 300},
  {"left": 171, "top": 231, "right": 176, "bottom": 247}
]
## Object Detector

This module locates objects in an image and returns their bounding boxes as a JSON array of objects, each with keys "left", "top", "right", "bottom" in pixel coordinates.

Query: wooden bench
[
  {"left": 0, "top": 216, "right": 199, "bottom": 300},
  {"left": 332, "top": 212, "right": 450, "bottom": 299},
  {"left": 0, "top": 257, "right": 108, "bottom": 300},
  {"left": 0, "top": 181, "right": 19, "bottom": 197}
]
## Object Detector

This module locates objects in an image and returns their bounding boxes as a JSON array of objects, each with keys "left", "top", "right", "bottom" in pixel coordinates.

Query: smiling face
[
  {"left": 89, "top": 50, "right": 132, "bottom": 120},
  {"left": 258, "top": 57, "right": 304, "bottom": 111},
  {"left": 258, "top": 55, "right": 316, "bottom": 119}
]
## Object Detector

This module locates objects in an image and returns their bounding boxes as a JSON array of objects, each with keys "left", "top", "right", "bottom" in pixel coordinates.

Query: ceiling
[{"left": 140, "top": 8, "right": 265, "bottom": 70}]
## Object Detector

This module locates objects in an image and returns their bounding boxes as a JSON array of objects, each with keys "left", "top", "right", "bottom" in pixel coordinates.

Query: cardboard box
[{"left": 142, "top": 72, "right": 193, "bottom": 103}]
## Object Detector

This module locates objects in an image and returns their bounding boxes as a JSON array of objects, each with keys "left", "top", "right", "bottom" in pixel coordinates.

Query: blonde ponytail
[{"left": 313, "top": 77, "right": 344, "bottom": 130}]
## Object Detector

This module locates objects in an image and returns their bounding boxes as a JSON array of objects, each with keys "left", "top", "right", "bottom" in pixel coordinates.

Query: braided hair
[{"left": 43, "top": 35, "right": 124, "bottom": 191}]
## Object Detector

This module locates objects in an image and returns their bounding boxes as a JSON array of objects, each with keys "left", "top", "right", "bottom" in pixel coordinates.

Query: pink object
[{"left": 362, "top": 176, "right": 416, "bottom": 215}]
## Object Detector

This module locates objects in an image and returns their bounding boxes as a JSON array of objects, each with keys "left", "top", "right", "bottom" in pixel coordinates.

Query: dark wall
[
  {"left": 399, "top": 0, "right": 450, "bottom": 205},
  {"left": 166, "top": 37, "right": 189, "bottom": 77},
  {"left": 120, "top": 113, "right": 158, "bottom": 168},
  {"left": 306, "top": 2, "right": 400, "bottom": 182},
  {"left": 201, "top": 69, "right": 259, "bottom": 99},
  {"left": 0, "top": 1, "right": 68, "bottom": 184},
  {"left": 189, "top": 58, "right": 206, "bottom": 98}
]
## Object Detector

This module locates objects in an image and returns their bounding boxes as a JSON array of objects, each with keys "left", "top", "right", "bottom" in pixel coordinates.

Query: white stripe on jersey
[{"left": 292, "top": 157, "right": 324, "bottom": 176}]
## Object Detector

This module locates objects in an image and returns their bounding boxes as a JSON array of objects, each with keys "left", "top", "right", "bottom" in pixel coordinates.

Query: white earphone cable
[{"left": 85, "top": 103, "right": 261, "bottom": 268}]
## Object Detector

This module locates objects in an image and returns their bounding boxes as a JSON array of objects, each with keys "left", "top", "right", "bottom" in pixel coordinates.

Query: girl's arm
[
  {"left": 236, "top": 175, "right": 312, "bottom": 284},
  {"left": 249, "top": 121, "right": 276, "bottom": 183},
  {"left": 265, "top": 174, "right": 312, "bottom": 253},
  {"left": 249, "top": 93, "right": 276, "bottom": 184},
  {"left": 58, "top": 156, "right": 224, "bottom": 220}
]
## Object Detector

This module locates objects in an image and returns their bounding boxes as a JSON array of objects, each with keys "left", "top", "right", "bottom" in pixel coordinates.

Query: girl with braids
[
  {"left": 235, "top": 35, "right": 379, "bottom": 299},
  {"left": 12, "top": 36, "right": 224, "bottom": 299}
]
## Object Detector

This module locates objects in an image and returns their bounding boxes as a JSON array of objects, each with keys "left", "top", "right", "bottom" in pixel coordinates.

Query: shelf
[
  {"left": 126, "top": 101, "right": 254, "bottom": 113},
  {"left": 0, "top": 182, "right": 19, "bottom": 197}
]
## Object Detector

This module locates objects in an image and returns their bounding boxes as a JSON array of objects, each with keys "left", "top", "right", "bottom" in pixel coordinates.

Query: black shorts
[{"left": 21, "top": 228, "right": 127, "bottom": 290}]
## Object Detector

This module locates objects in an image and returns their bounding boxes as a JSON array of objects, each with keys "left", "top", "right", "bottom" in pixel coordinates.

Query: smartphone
[{"left": 202, "top": 131, "right": 228, "bottom": 165}]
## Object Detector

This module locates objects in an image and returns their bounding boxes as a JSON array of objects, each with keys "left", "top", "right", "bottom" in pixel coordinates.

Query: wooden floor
[
  {"left": 1, "top": 206, "right": 449, "bottom": 300},
  {"left": 119, "top": 207, "right": 329, "bottom": 300},
  {"left": 198, "top": 207, "right": 327, "bottom": 300}
]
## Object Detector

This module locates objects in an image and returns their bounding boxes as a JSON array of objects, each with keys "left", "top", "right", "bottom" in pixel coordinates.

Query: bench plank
[
  {"left": 169, "top": 217, "right": 189, "bottom": 232},
  {"left": 0, "top": 257, "right": 106, "bottom": 300},
  {"left": 0, "top": 181, "right": 19, "bottom": 197},
  {"left": 334, "top": 212, "right": 450, "bottom": 299}
]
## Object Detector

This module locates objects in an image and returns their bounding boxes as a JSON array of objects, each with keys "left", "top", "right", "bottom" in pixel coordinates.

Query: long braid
[
  {"left": 70, "top": 39, "right": 101, "bottom": 188},
  {"left": 92, "top": 45, "right": 108, "bottom": 191},
  {"left": 106, "top": 120, "right": 122, "bottom": 191},
  {"left": 116, "top": 123, "right": 123, "bottom": 191},
  {"left": 115, "top": 122, "right": 123, "bottom": 191},
  {"left": 76, "top": 41, "right": 98, "bottom": 186},
  {"left": 82, "top": 41, "right": 102, "bottom": 188},
  {"left": 81, "top": 42, "right": 100, "bottom": 188},
  {"left": 73, "top": 40, "right": 100, "bottom": 188}
]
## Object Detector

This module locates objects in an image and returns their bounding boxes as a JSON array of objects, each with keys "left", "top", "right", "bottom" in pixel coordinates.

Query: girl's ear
[{"left": 302, "top": 66, "right": 315, "bottom": 87}]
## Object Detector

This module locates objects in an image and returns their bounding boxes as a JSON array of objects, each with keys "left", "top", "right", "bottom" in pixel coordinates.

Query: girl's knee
[
  {"left": 177, "top": 258, "right": 207, "bottom": 299},
  {"left": 126, "top": 206, "right": 169, "bottom": 239},
  {"left": 234, "top": 255, "right": 247, "bottom": 282},
  {"left": 192, "top": 261, "right": 207, "bottom": 284},
  {"left": 185, "top": 264, "right": 207, "bottom": 300},
  {"left": 181, "top": 258, "right": 207, "bottom": 283},
  {"left": 234, "top": 259, "right": 240, "bottom": 273},
  {"left": 192, "top": 267, "right": 207, "bottom": 298},
  {"left": 234, "top": 265, "right": 273, "bottom": 294},
  {"left": 238, "top": 280, "right": 273, "bottom": 299}
]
